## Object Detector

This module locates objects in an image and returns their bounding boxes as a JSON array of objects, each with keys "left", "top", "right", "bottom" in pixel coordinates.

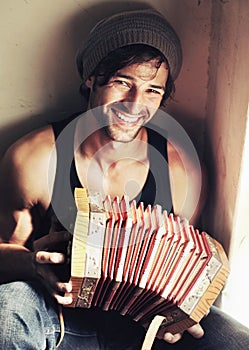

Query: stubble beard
[
  {"left": 91, "top": 100, "right": 150, "bottom": 143},
  {"left": 103, "top": 121, "right": 143, "bottom": 143},
  {"left": 92, "top": 104, "right": 148, "bottom": 143}
]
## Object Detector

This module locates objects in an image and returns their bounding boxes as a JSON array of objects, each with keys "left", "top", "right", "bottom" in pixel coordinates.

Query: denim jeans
[{"left": 0, "top": 281, "right": 248, "bottom": 349}]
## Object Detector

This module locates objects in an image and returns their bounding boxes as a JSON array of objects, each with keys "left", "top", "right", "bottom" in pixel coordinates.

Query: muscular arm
[
  {"left": 167, "top": 141, "right": 207, "bottom": 226},
  {"left": 0, "top": 127, "right": 71, "bottom": 303},
  {"left": 0, "top": 126, "right": 73, "bottom": 304},
  {"left": 0, "top": 126, "right": 55, "bottom": 282}
]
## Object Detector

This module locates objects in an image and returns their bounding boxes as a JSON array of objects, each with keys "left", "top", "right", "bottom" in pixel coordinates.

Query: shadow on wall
[
  {"left": 0, "top": 1, "right": 154, "bottom": 159},
  {"left": 2, "top": 1, "right": 203, "bottom": 158}
]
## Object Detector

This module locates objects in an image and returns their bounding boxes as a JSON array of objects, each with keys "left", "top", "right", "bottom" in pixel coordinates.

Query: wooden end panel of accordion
[
  {"left": 158, "top": 236, "right": 230, "bottom": 335},
  {"left": 186, "top": 238, "right": 230, "bottom": 325},
  {"left": 67, "top": 188, "right": 106, "bottom": 308}
]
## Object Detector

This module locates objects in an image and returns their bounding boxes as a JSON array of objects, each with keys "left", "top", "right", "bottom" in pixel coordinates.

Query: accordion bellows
[{"left": 67, "top": 188, "right": 229, "bottom": 336}]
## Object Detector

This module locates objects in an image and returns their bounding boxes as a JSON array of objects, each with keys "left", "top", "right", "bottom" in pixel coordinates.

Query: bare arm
[
  {"left": 168, "top": 140, "right": 208, "bottom": 226},
  {"left": 0, "top": 126, "right": 72, "bottom": 304}
]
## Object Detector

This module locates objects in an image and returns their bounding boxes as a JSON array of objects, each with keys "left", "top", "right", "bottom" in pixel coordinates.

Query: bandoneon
[{"left": 66, "top": 188, "right": 229, "bottom": 336}]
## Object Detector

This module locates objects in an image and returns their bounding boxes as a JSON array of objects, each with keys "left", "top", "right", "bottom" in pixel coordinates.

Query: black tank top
[{"left": 38, "top": 114, "right": 173, "bottom": 238}]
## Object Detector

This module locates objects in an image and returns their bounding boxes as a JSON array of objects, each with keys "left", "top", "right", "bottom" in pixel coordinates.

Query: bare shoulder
[
  {"left": 167, "top": 140, "right": 207, "bottom": 225},
  {"left": 0, "top": 125, "right": 56, "bottom": 210}
]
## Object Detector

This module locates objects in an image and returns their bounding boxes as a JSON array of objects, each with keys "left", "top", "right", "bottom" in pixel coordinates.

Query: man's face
[{"left": 86, "top": 59, "right": 168, "bottom": 142}]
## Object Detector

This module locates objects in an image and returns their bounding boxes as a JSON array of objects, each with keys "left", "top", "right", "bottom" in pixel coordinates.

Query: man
[{"left": 0, "top": 8, "right": 248, "bottom": 350}]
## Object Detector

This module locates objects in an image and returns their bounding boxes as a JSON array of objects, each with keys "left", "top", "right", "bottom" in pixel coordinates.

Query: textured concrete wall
[
  {"left": 204, "top": 0, "right": 249, "bottom": 327},
  {"left": 204, "top": 0, "right": 249, "bottom": 252}
]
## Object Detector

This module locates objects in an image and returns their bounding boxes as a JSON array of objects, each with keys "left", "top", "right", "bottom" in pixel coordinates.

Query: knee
[
  {"left": 0, "top": 281, "right": 43, "bottom": 313},
  {"left": 0, "top": 282, "right": 56, "bottom": 349}
]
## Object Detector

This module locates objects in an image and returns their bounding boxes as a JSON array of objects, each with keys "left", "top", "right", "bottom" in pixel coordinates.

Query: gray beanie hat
[{"left": 76, "top": 9, "right": 182, "bottom": 82}]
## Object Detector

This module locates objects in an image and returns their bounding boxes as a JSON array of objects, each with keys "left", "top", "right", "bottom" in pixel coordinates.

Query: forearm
[{"left": 0, "top": 243, "right": 36, "bottom": 283}]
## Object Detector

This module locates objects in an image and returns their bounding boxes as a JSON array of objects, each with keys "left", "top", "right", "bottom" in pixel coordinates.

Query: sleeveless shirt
[{"left": 37, "top": 114, "right": 173, "bottom": 239}]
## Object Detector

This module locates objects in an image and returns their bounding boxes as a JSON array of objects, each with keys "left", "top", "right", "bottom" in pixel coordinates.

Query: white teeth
[{"left": 115, "top": 111, "right": 139, "bottom": 123}]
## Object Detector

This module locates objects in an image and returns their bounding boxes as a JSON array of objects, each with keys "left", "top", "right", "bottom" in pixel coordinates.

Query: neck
[
  {"left": 75, "top": 119, "right": 148, "bottom": 171},
  {"left": 73, "top": 114, "right": 150, "bottom": 199}
]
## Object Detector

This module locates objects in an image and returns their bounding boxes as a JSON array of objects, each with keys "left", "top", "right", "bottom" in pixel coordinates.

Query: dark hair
[{"left": 80, "top": 44, "right": 175, "bottom": 106}]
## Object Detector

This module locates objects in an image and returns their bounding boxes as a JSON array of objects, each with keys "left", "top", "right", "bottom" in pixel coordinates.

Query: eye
[
  {"left": 113, "top": 79, "right": 130, "bottom": 88},
  {"left": 147, "top": 89, "right": 163, "bottom": 96}
]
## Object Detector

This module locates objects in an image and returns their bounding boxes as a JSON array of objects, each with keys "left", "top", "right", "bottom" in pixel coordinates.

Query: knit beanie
[{"left": 76, "top": 9, "right": 182, "bottom": 82}]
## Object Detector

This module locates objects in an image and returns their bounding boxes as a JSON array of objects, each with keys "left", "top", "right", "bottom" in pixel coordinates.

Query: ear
[{"left": 85, "top": 76, "right": 94, "bottom": 89}]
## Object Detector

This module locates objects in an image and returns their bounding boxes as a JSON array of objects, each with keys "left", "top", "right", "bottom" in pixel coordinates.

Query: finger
[
  {"left": 34, "top": 232, "right": 72, "bottom": 251},
  {"left": 53, "top": 282, "right": 73, "bottom": 305},
  {"left": 45, "top": 281, "right": 73, "bottom": 305},
  {"left": 163, "top": 332, "right": 183, "bottom": 344},
  {"left": 56, "top": 282, "right": 72, "bottom": 294},
  {"left": 54, "top": 293, "right": 73, "bottom": 305},
  {"left": 36, "top": 272, "right": 73, "bottom": 304},
  {"left": 35, "top": 251, "right": 65, "bottom": 264},
  {"left": 47, "top": 231, "right": 72, "bottom": 244},
  {"left": 187, "top": 323, "right": 204, "bottom": 339}
]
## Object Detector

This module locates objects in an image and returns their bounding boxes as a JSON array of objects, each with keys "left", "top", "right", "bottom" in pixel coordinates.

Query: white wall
[{"left": 0, "top": 0, "right": 210, "bottom": 157}]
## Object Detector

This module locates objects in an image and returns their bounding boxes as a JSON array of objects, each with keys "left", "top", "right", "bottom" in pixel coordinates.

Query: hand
[
  {"left": 33, "top": 225, "right": 73, "bottom": 305},
  {"left": 34, "top": 249, "right": 73, "bottom": 305},
  {"left": 162, "top": 323, "right": 204, "bottom": 344}
]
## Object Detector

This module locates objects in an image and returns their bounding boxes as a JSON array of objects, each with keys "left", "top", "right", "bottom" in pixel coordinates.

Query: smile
[{"left": 113, "top": 110, "right": 140, "bottom": 124}]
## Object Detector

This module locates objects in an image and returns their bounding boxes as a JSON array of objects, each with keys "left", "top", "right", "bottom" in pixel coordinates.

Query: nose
[{"left": 122, "top": 88, "right": 145, "bottom": 115}]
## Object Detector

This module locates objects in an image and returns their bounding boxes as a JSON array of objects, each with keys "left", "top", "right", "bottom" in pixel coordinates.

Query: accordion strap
[
  {"left": 56, "top": 304, "right": 65, "bottom": 348},
  {"left": 141, "top": 315, "right": 166, "bottom": 350}
]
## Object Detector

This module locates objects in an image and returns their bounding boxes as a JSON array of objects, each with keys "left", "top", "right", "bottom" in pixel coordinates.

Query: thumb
[{"left": 187, "top": 323, "right": 204, "bottom": 339}]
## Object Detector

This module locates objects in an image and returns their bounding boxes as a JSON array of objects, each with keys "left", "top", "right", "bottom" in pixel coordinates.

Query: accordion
[{"left": 66, "top": 187, "right": 229, "bottom": 341}]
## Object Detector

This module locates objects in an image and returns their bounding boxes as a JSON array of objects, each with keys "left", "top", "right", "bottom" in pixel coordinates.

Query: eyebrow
[{"left": 113, "top": 73, "right": 166, "bottom": 92}]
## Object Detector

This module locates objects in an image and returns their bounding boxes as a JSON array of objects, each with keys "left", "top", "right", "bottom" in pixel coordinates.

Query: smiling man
[
  {"left": 86, "top": 56, "right": 168, "bottom": 142},
  {"left": 0, "top": 8, "right": 249, "bottom": 350}
]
